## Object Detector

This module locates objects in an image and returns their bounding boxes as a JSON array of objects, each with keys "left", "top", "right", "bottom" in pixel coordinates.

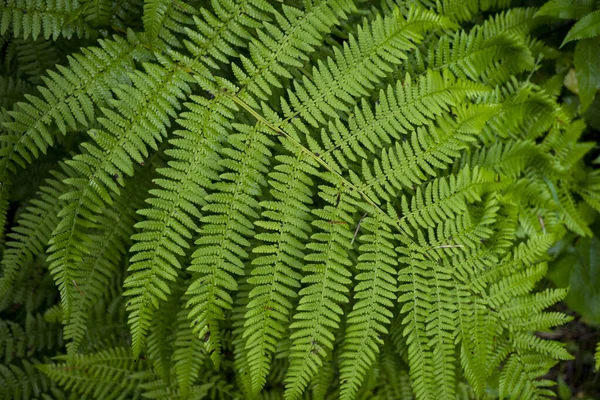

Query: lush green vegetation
[{"left": 0, "top": 0, "right": 599, "bottom": 398}]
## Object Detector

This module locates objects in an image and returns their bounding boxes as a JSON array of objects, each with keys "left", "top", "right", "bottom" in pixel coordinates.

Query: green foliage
[
  {"left": 1, "top": 0, "right": 599, "bottom": 399},
  {"left": 537, "top": 0, "right": 600, "bottom": 110}
]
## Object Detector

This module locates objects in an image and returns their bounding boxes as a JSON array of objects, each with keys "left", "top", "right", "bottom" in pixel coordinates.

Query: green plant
[{"left": 1, "top": 0, "right": 599, "bottom": 399}]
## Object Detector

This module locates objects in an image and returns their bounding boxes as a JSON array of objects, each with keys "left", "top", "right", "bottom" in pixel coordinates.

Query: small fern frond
[
  {"left": 146, "top": 290, "right": 179, "bottom": 383},
  {"left": 13, "top": 37, "right": 60, "bottom": 83},
  {"left": 427, "top": 28, "right": 534, "bottom": 84},
  {"left": 243, "top": 138, "right": 319, "bottom": 395},
  {"left": 398, "top": 166, "right": 496, "bottom": 237},
  {"left": 1, "top": 34, "right": 147, "bottom": 171},
  {"left": 1, "top": 358, "right": 60, "bottom": 399},
  {"left": 64, "top": 162, "right": 155, "bottom": 356},
  {"left": 354, "top": 104, "right": 499, "bottom": 204},
  {"left": 310, "top": 70, "right": 488, "bottom": 174},
  {"left": 233, "top": 0, "right": 356, "bottom": 107},
  {"left": 498, "top": 353, "right": 558, "bottom": 399},
  {"left": 377, "top": 348, "right": 413, "bottom": 400},
  {"left": 480, "top": 7, "right": 540, "bottom": 38},
  {"left": 457, "top": 298, "right": 501, "bottom": 396}
]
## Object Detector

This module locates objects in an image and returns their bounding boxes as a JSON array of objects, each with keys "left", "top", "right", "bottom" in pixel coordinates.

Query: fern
[
  {"left": 1, "top": 0, "right": 599, "bottom": 399},
  {"left": 0, "top": 0, "right": 94, "bottom": 40}
]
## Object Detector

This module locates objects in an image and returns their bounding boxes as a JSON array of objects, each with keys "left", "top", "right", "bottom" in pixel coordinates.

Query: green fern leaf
[
  {"left": 125, "top": 92, "right": 235, "bottom": 359},
  {"left": 143, "top": 0, "right": 197, "bottom": 48},
  {"left": 284, "top": 178, "right": 357, "bottom": 400},
  {"left": 183, "top": 0, "right": 275, "bottom": 67},
  {"left": 243, "top": 138, "right": 319, "bottom": 395},
  {"left": 339, "top": 211, "right": 398, "bottom": 400},
  {"left": 280, "top": 7, "right": 456, "bottom": 128},
  {"left": 173, "top": 301, "right": 206, "bottom": 397}
]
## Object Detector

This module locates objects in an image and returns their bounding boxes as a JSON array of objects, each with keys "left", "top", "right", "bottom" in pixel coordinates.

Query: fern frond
[
  {"left": 0, "top": 313, "right": 62, "bottom": 363},
  {"left": 471, "top": 233, "right": 555, "bottom": 293},
  {"left": 574, "top": 169, "right": 600, "bottom": 213},
  {"left": 1, "top": 358, "right": 60, "bottom": 399},
  {"left": 233, "top": 0, "right": 356, "bottom": 107},
  {"left": 64, "top": 162, "right": 155, "bottom": 356},
  {"left": 185, "top": 121, "right": 273, "bottom": 368},
  {"left": 397, "top": 196, "right": 501, "bottom": 400},
  {"left": 183, "top": 0, "right": 276, "bottom": 66},
  {"left": 498, "top": 353, "right": 557, "bottom": 399},
  {"left": 377, "top": 348, "right": 413, "bottom": 400},
  {"left": 146, "top": 287, "right": 180, "bottom": 383},
  {"left": 143, "top": 0, "right": 197, "bottom": 48},
  {"left": 243, "top": 136, "right": 319, "bottom": 395},
  {"left": 480, "top": 80, "right": 565, "bottom": 142},
  {"left": 396, "top": 243, "right": 436, "bottom": 399},
  {"left": 433, "top": 0, "right": 512, "bottom": 23},
  {"left": 556, "top": 182, "right": 592, "bottom": 237},
  {"left": 228, "top": 0, "right": 356, "bottom": 392},
  {"left": 427, "top": 28, "right": 534, "bottom": 84},
  {"left": 13, "top": 37, "right": 60, "bottom": 83},
  {"left": 398, "top": 166, "right": 496, "bottom": 237},
  {"left": 75, "top": 0, "right": 113, "bottom": 27},
  {"left": 354, "top": 104, "right": 499, "bottom": 204},
  {"left": 103, "top": 0, "right": 144, "bottom": 31},
  {"left": 0, "top": 0, "right": 94, "bottom": 40},
  {"left": 38, "top": 347, "right": 153, "bottom": 399},
  {"left": 284, "top": 178, "right": 357, "bottom": 400},
  {"left": 310, "top": 70, "right": 488, "bottom": 174},
  {"left": 457, "top": 298, "right": 501, "bottom": 396},
  {"left": 125, "top": 92, "right": 235, "bottom": 359},
  {"left": 339, "top": 211, "right": 398, "bottom": 400},
  {"left": 173, "top": 300, "right": 206, "bottom": 397},
  {"left": 1, "top": 34, "right": 148, "bottom": 171},
  {"left": 280, "top": 7, "right": 456, "bottom": 128},
  {"left": 232, "top": 276, "right": 254, "bottom": 396},
  {"left": 124, "top": 0, "right": 289, "bottom": 361},
  {"left": 480, "top": 7, "right": 540, "bottom": 38},
  {"left": 310, "top": 350, "right": 335, "bottom": 400}
]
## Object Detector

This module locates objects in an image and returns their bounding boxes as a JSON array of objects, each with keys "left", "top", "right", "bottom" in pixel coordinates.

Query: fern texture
[{"left": 0, "top": 0, "right": 598, "bottom": 399}]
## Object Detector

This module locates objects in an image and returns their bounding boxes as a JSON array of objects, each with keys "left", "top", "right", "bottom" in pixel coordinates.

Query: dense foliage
[{"left": 0, "top": 0, "right": 599, "bottom": 399}]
